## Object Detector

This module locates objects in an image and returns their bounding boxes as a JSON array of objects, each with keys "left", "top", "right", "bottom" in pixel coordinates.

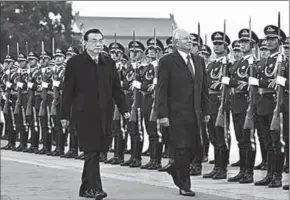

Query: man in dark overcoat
[
  {"left": 61, "top": 29, "right": 129, "bottom": 200},
  {"left": 156, "top": 28, "right": 210, "bottom": 197}
]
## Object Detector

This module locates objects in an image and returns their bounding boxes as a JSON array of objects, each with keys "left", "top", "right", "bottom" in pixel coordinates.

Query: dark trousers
[
  {"left": 171, "top": 148, "right": 195, "bottom": 190},
  {"left": 80, "top": 152, "right": 103, "bottom": 193}
]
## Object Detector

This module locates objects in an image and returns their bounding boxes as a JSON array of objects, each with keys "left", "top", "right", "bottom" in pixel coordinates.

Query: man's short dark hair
[{"left": 84, "top": 29, "right": 104, "bottom": 41}]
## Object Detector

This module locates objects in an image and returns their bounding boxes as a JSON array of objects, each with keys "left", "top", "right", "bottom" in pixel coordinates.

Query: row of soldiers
[{"left": 0, "top": 22, "right": 289, "bottom": 190}]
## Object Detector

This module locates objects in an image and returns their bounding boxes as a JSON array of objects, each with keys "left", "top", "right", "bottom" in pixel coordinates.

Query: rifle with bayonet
[
  {"left": 215, "top": 20, "right": 230, "bottom": 149},
  {"left": 270, "top": 12, "right": 285, "bottom": 151}
]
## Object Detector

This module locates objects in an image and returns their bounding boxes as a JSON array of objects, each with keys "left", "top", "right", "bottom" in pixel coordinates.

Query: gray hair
[{"left": 173, "top": 28, "right": 189, "bottom": 40}]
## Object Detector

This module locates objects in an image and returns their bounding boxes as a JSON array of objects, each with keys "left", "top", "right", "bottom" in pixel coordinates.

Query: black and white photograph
[{"left": 0, "top": 1, "right": 289, "bottom": 200}]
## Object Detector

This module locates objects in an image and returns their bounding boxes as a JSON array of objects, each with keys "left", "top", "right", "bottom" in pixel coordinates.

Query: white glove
[
  {"left": 276, "top": 76, "right": 287, "bottom": 87},
  {"left": 221, "top": 77, "right": 230, "bottom": 85},
  {"left": 132, "top": 80, "right": 141, "bottom": 89},
  {"left": 153, "top": 78, "right": 157, "bottom": 85},
  {"left": 151, "top": 60, "right": 158, "bottom": 67},
  {"left": 248, "top": 77, "right": 259, "bottom": 86}
]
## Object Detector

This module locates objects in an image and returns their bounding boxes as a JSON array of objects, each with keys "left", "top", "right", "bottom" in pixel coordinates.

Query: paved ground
[{"left": 1, "top": 140, "right": 289, "bottom": 200}]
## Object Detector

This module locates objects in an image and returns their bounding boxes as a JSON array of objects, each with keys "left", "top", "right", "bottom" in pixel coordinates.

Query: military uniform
[
  {"left": 12, "top": 54, "right": 30, "bottom": 152},
  {"left": 187, "top": 33, "right": 205, "bottom": 176},
  {"left": 1, "top": 55, "right": 18, "bottom": 150},
  {"left": 203, "top": 32, "right": 232, "bottom": 180},
  {"left": 139, "top": 38, "right": 163, "bottom": 170},
  {"left": 104, "top": 42, "right": 127, "bottom": 165},
  {"left": 252, "top": 25, "right": 287, "bottom": 188},
  {"left": 22, "top": 52, "right": 42, "bottom": 153},
  {"left": 37, "top": 51, "right": 54, "bottom": 155},
  {"left": 121, "top": 41, "right": 145, "bottom": 168},
  {"left": 48, "top": 49, "right": 66, "bottom": 156},
  {"left": 61, "top": 47, "right": 80, "bottom": 158},
  {"left": 224, "top": 29, "right": 260, "bottom": 183}
]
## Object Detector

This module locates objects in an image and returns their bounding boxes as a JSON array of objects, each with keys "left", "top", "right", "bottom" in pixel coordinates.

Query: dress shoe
[
  {"left": 79, "top": 189, "right": 96, "bottom": 198},
  {"left": 158, "top": 161, "right": 173, "bottom": 172},
  {"left": 212, "top": 169, "right": 227, "bottom": 180},
  {"left": 268, "top": 174, "right": 282, "bottom": 188},
  {"left": 104, "top": 157, "right": 115, "bottom": 164},
  {"left": 140, "top": 160, "right": 153, "bottom": 169},
  {"left": 95, "top": 190, "right": 107, "bottom": 200},
  {"left": 12, "top": 145, "right": 22, "bottom": 151},
  {"left": 283, "top": 185, "right": 289, "bottom": 190},
  {"left": 209, "top": 160, "right": 215, "bottom": 164},
  {"left": 111, "top": 157, "right": 124, "bottom": 165},
  {"left": 147, "top": 161, "right": 161, "bottom": 170},
  {"left": 1, "top": 143, "right": 13, "bottom": 150},
  {"left": 179, "top": 189, "right": 195, "bottom": 197},
  {"left": 129, "top": 159, "right": 142, "bottom": 168},
  {"left": 16, "top": 145, "right": 25, "bottom": 152},
  {"left": 231, "top": 160, "right": 240, "bottom": 167},
  {"left": 10, "top": 145, "right": 17, "bottom": 151},
  {"left": 228, "top": 171, "right": 244, "bottom": 182},
  {"left": 239, "top": 173, "right": 253, "bottom": 184},
  {"left": 61, "top": 151, "right": 77, "bottom": 158},
  {"left": 254, "top": 175, "right": 272, "bottom": 186},
  {"left": 190, "top": 166, "right": 202, "bottom": 176},
  {"left": 120, "top": 158, "right": 133, "bottom": 166},
  {"left": 203, "top": 168, "right": 217, "bottom": 178}
]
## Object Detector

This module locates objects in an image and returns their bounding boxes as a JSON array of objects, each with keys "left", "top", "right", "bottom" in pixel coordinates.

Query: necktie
[{"left": 186, "top": 54, "right": 195, "bottom": 77}]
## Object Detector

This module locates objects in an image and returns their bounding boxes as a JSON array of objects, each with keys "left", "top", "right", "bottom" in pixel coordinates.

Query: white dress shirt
[{"left": 178, "top": 50, "right": 195, "bottom": 75}]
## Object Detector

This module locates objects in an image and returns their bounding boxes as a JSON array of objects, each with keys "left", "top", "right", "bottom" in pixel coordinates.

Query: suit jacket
[
  {"left": 156, "top": 51, "right": 209, "bottom": 148},
  {"left": 61, "top": 51, "right": 128, "bottom": 152}
]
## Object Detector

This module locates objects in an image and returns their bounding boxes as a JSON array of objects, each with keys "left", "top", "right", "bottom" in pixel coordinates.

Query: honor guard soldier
[
  {"left": 105, "top": 41, "right": 127, "bottom": 165},
  {"left": 37, "top": 51, "right": 54, "bottom": 155},
  {"left": 1, "top": 54, "right": 16, "bottom": 142},
  {"left": 198, "top": 44, "right": 212, "bottom": 65},
  {"left": 13, "top": 53, "right": 30, "bottom": 152},
  {"left": 259, "top": 39, "right": 270, "bottom": 59},
  {"left": 165, "top": 36, "right": 175, "bottom": 54},
  {"left": 232, "top": 40, "right": 243, "bottom": 62},
  {"left": 48, "top": 48, "right": 66, "bottom": 156},
  {"left": 203, "top": 31, "right": 232, "bottom": 180},
  {"left": 188, "top": 33, "right": 205, "bottom": 176},
  {"left": 22, "top": 52, "right": 41, "bottom": 153},
  {"left": 222, "top": 28, "right": 259, "bottom": 183},
  {"left": 61, "top": 47, "right": 80, "bottom": 159},
  {"left": 282, "top": 37, "right": 289, "bottom": 174},
  {"left": 1, "top": 54, "right": 18, "bottom": 150},
  {"left": 138, "top": 38, "right": 163, "bottom": 170},
  {"left": 102, "top": 45, "right": 109, "bottom": 57},
  {"left": 121, "top": 40, "right": 145, "bottom": 167},
  {"left": 251, "top": 25, "right": 287, "bottom": 188}
]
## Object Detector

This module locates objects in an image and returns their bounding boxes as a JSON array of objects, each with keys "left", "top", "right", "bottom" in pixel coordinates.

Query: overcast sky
[{"left": 72, "top": 1, "right": 289, "bottom": 44}]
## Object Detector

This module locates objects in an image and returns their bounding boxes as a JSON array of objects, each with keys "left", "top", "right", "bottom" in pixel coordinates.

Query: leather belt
[
  {"left": 141, "top": 91, "right": 152, "bottom": 96},
  {"left": 233, "top": 89, "right": 247, "bottom": 94},
  {"left": 124, "top": 90, "right": 133, "bottom": 95},
  {"left": 258, "top": 88, "right": 275, "bottom": 95}
]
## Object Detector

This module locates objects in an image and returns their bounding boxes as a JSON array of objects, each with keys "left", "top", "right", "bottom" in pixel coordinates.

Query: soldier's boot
[
  {"left": 105, "top": 137, "right": 118, "bottom": 164},
  {"left": 61, "top": 133, "right": 78, "bottom": 158},
  {"left": 32, "top": 128, "right": 40, "bottom": 153},
  {"left": 283, "top": 185, "right": 289, "bottom": 190},
  {"left": 99, "top": 152, "right": 107, "bottom": 162},
  {"left": 283, "top": 147, "right": 289, "bottom": 173},
  {"left": 148, "top": 141, "right": 162, "bottom": 170},
  {"left": 240, "top": 150, "right": 256, "bottom": 184},
  {"left": 190, "top": 162, "right": 202, "bottom": 176},
  {"left": 212, "top": 149, "right": 228, "bottom": 180},
  {"left": 129, "top": 138, "right": 143, "bottom": 168},
  {"left": 268, "top": 151, "right": 284, "bottom": 188},
  {"left": 203, "top": 148, "right": 219, "bottom": 178},
  {"left": 255, "top": 151, "right": 274, "bottom": 186},
  {"left": 120, "top": 135, "right": 134, "bottom": 166},
  {"left": 111, "top": 136, "right": 125, "bottom": 165},
  {"left": 14, "top": 131, "right": 24, "bottom": 151},
  {"left": 162, "top": 143, "right": 169, "bottom": 158},
  {"left": 140, "top": 140, "right": 153, "bottom": 169},
  {"left": 37, "top": 127, "right": 48, "bottom": 154},
  {"left": 202, "top": 144, "right": 209, "bottom": 163},
  {"left": 1, "top": 125, "right": 13, "bottom": 149},
  {"left": 9, "top": 127, "right": 17, "bottom": 151},
  {"left": 39, "top": 129, "right": 44, "bottom": 144},
  {"left": 228, "top": 150, "right": 246, "bottom": 182},
  {"left": 57, "top": 133, "right": 65, "bottom": 156},
  {"left": 123, "top": 131, "right": 130, "bottom": 154},
  {"left": 76, "top": 152, "right": 85, "bottom": 160},
  {"left": 23, "top": 130, "right": 34, "bottom": 153},
  {"left": 142, "top": 141, "right": 151, "bottom": 156},
  {"left": 254, "top": 143, "right": 267, "bottom": 170}
]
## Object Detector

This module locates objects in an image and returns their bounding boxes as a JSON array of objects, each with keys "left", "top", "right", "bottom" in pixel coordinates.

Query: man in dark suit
[
  {"left": 61, "top": 29, "right": 129, "bottom": 200},
  {"left": 156, "top": 28, "right": 210, "bottom": 197}
]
